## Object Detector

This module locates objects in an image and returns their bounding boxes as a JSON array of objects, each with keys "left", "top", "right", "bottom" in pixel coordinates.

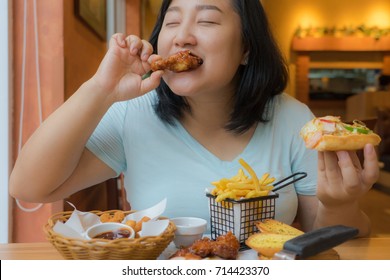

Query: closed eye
[
  {"left": 165, "top": 22, "right": 180, "bottom": 27},
  {"left": 198, "top": 21, "right": 219, "bottom": 25}
]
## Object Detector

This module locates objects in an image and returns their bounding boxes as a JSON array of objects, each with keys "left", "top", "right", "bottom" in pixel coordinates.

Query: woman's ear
[{"left": 241, "top": 51, "right": 249, "bottom": 65}]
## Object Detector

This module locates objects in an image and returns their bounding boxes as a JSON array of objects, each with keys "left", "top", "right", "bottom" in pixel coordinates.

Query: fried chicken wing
[
  {"left": 151, "top": 50, "right": 203, "bottom": 72},
  {"left": 169, "top": 232, "right": 240, "bottom": 260},
  {"left": 170, "top": 248, "right": 203, "bottom": 260},
  {"left": 212, "top": 231, "right": 240, "bottom": 260},
  {"left": 188, "top": 237, "right": 214, "bottom": 258}
]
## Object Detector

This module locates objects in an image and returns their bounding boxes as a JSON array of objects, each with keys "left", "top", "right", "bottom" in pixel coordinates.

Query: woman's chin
[
  {"left": 165, "top": 81, "right": 200, "bottom": 97},
  {"left": 171, "top": 89, "right": 197, "bottom": 97}
]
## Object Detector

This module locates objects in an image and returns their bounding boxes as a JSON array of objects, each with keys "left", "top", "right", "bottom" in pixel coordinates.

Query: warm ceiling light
[
  {"left": 367, "top": 10, "right": 390, "bottom": 27},
  {"left": 295, "top": 7, "right": 323, "bottom": 28}
]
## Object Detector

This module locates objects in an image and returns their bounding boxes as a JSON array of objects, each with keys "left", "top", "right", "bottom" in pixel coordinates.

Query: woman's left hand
[{"left": 316, "top": 144, "right": 380, "bottom": 207}]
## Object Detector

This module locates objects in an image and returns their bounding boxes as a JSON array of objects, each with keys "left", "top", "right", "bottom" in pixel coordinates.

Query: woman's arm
[
  {"left": 9, "top": 81, "right": 116, "bottom": 202},
  {"left": 10, "top": 148, "right": 118, "bottom": 203},
  {"left": 297, "top": 194, "right": 371, "bottom": 237},
  {"left": 9, "top": 34, "right": 163, "bottom": 203},
  {"left": 297, "top": 144, "right": 378, "bottom": 236},
  {"left": 296, "top": 195, "right": 317, "bottom": 232},
  {"left": 313, "top": 201, "right": 371, "bottom": 237}
]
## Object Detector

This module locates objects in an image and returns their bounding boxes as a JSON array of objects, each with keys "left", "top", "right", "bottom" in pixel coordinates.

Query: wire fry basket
[{"left": 206, "top": 172, "right": 307, "bottom": 249}]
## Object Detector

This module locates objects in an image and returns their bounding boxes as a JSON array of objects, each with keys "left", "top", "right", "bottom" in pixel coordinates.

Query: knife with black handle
[{"left": 273, "top": 225, "right": 359, "bottom": 260}]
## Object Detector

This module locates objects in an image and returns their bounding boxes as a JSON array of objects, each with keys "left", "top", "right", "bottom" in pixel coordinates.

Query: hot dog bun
[
  {"left": 300, "top": 116, "right": 381, "bottom": 151},
  {"left": 313, "top": 133, "right": 381, "bottom": 151}
]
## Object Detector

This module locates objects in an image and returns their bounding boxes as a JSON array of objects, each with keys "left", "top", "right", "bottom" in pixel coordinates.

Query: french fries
[{"left": 210, "top": 158, "right": 275, "bottom": 202}]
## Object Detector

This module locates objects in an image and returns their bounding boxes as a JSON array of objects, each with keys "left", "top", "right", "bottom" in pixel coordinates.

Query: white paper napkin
[{"left": 53, "top": 199, "right": 169, "bottom": 239}]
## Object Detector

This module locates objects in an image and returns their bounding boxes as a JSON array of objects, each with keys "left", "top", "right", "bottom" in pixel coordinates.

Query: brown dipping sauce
[{"left": 93, "top": 228, "right": 132, "bottom": 240}]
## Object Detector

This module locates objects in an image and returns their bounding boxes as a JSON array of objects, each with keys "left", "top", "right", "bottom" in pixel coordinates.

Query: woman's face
[{"left": 157, "top": 0, "right": 245, "bottom": 99}]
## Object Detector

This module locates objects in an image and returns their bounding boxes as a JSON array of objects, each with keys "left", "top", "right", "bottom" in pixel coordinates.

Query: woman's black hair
[{"left": 149, "top": 0, "right": 288, "bottom": 133}]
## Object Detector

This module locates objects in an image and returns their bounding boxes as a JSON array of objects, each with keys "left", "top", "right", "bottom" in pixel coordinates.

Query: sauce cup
[
  {"left": 170, "top": 217, "right": 207, "bottom": 248},
  {"left": 86, "top": 222, "right": 135, "bottom": 240}
]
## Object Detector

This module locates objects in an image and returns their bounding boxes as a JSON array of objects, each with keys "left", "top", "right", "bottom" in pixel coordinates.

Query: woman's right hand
[
  {"left": 9, "top": 34, "right": 164, "bottom": 203},
  {"left": 90, "top": 33, "right": 163, "bottom": 102}
]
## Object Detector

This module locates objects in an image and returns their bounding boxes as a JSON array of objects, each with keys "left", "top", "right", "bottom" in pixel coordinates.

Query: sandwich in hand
[{"left": 300, "top": 116, "right": 381, "bottom": 151}]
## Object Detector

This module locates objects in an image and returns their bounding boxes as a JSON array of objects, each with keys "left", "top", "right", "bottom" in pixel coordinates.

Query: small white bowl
[
  {"left": 170, "top": 217, "right": 207, "bottom": 248},
  {"left": 86, "top": 222, "right": 135, "bottom": 240}
]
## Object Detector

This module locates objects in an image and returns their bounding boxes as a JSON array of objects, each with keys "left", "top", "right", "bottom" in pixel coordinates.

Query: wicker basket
[{"left": 44, "top": 210, "right": 176, "bottom": 260}]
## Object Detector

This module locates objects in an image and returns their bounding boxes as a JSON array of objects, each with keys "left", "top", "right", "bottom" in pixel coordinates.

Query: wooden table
[{"left": 1, "top": 237, "right": 390, "bottom": 260}]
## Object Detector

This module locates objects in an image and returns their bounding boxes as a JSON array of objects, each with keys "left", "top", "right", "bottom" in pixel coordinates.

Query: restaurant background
[{"left": 1, "top": 0, "right": 390, "bottom": 244}]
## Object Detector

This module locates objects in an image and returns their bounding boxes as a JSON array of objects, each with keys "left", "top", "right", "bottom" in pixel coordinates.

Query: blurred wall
[
  {"left": 262, "top": 0, "right": 390, "bottom": 97},
  {"left": 12, "top": 0, "right": 64, "bottom": 242},
  {"left": 63, "top": 0, "right": 107, "bottom": 100}
]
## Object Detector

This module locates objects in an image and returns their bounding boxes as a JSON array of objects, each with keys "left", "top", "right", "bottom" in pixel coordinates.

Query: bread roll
[
  {"left": 300, "top": 116, "right": 381, "bottom": 151},
  {"left": 310, "top": 134, "right": 381, "bottom": 151},
  {"left": 255, "top": 219, "right": 304, "bottom": 236},
  {"left": 245, "top": 233, "right": 295, "bottom": 258}
]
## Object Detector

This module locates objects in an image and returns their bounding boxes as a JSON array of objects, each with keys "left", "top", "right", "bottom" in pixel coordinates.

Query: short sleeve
[
  {"left": 290, "top": 106, "right": 318, "bottom": 195},
  {"left": 292, "top": 141, "right": 318, "bottom": 196},
  {"left": 86, "top": 101, "right": 128, "bottom": 176},
  {"left": 275, "top": 94, "right": 318, "bottom": 196}
]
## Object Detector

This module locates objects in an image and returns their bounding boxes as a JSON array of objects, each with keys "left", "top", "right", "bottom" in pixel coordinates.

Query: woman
[{"left": 9, "top": 0, "right": 378, "bottom": 236}]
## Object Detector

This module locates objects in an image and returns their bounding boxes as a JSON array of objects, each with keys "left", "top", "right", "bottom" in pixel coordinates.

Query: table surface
[{"left": 1, "top": 237, "right": 390, "bottom": 260}]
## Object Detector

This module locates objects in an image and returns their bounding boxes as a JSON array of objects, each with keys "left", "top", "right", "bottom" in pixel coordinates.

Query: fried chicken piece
[
  {"left": 170, "top": 248, "right": 202, "bottom": 260},
  {"left": 125, "top": 219, "right": 136, "bottom": 229},
  {"left": 169, "top": 232, "right": 240, "bottom": 260},
  {"left": 212, "top": 231, "right": 240, "bottom": 260},
  {"left": 188, "top": 237, "right": 214, "bottom": 258},
  {"left": 151, "top": 50, "right": 203, "bottom": 72},
  {"left": 100, "top": 211, "right": 125, "bottom": 223},
  {"left": 111, "top": 211, "right": 125, "bottom": 223},
  {"left": 100, "top": 213, "right": 112, "bottom": 223},
  {"left": 134, "top": 216, "right": 151, "bottom": 233}
]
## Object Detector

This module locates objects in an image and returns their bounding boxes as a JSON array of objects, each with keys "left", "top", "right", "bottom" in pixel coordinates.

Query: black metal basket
[{"left": 206, "top": 172, "right": 307, "bottom": 249}]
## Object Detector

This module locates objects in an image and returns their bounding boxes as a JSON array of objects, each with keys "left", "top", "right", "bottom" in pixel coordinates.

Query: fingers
[
  {"left": 322, "top": 151, "right": 345, "bottom": 186},
  {"left": 110, "top": 34, "right": 154, "bottom": 61},
  {"left": 125, "top": 35, "right": 153, "bottom": 61},
  {"left": 97, "top": 33, "right": 162, "bottom": 99},
  {"left": 362, "top": 144, "right": 380, "bottom": 185},
  {"left": 319, "top": 146, "right": 378, "bottom": 189},
  {"left": 319, "top": 150, "right": 359, "bottom": 187},
  {"left": 335, "top": 151, "right": 361, "bottom": 187},
  {"left": 336, "top": 150, "right": 361, "bottom": 170},
  {"left": 148, "top": 54, "right": 163, "bottom": 65},
  {"left": 317, "top": 151, "right": 328, "bottom": 183},
  {"left": 140, "top": 70, "right": 164, "bottom": 94},
  {"left": 109, "top": 33, "right": 126, "bottom": 48}
]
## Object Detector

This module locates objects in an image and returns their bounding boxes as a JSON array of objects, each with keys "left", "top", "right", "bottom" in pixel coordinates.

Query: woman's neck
[
  {"left": 179, "top": 93, "right": 256, "bottom": 161},
  {"left": 181, "top": 91, "right": 233, "bottom": 132}
]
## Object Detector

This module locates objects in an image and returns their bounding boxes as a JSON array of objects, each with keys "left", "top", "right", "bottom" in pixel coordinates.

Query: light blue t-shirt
[{"left": 86, "top": 91, "right": 317, "bottom": 226}]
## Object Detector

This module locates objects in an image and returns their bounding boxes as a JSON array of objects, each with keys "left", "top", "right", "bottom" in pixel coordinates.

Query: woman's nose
[{"left": 173, "top": 23, "right": 197, "bottom": 47}]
